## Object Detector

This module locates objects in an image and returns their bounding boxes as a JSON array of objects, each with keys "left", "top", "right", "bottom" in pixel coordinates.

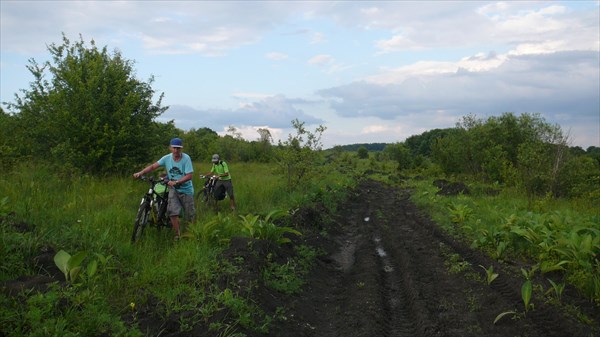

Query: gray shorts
[
  {"left": 216, "top": 180, "right": 234, "bottom": 199},
  {"left": 168, "top": 188, "right": 196, "bottom": 221}
]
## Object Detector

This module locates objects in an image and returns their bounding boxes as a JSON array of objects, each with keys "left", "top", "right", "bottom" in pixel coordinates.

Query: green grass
[
  {"left": 408, "top": 176, "right": 600, "bottom": 306},
  {"left": 9, "top": 156, "right": 596, "bottom": 335},
  {"left": 0, "top": 160, "right": 356, "bottom": 336}
]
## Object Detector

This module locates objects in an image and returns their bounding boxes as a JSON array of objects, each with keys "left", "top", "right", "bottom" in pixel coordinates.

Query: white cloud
[
  {"left": 308, "top": 54, "right": 335, "bottom": 66},
  {"left": 310, "top": 32, "right": 326, "bottom": 44},
  {"left": 319, "top": 50, "right": 599, "bottom": 147},
  {"left": 265, "top": 52, "right": 288, "bottom": 61},
  {"left": 164, "top": 95, "right": 324, "bottom": 131},
  {"left": 1, "top": 1, "right": 598, "bottom": 149},
  {"left": 375, "top": 34, "right": 421, "bottom": 54}
]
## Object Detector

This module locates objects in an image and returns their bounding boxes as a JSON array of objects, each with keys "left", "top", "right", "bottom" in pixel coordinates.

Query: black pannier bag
[{"left": 214, "top": 184, "right": 227, "bottom": 200}]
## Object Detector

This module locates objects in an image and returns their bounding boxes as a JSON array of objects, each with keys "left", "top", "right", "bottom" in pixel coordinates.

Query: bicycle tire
[
  {"left": 131, "top": 200, "right": 150, "bottom": 243},
  {"left": 156, "top": 199, "right": 171, "bottom": 229}
]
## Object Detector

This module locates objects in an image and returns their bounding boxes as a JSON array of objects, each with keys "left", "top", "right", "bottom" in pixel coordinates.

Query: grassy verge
[
  {"left": 0, "top": 161, "right": 355, "bottom": 336},
  {"left": 408, "top": 176, "right": 600, "bottom": 308}
]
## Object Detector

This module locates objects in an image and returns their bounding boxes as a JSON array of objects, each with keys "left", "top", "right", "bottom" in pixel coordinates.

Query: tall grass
[{"left": 0, "top": 160, "right": 355, "bottom": 336}]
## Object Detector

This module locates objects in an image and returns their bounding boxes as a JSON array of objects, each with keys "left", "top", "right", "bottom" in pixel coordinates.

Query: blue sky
[{"left": 1, "top": 1, "right": 599, "bottom": 149}]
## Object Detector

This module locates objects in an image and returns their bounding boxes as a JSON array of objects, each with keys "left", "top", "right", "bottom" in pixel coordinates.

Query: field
[{"left": 1, "top": 160, "right": 599, "bottom": 336}]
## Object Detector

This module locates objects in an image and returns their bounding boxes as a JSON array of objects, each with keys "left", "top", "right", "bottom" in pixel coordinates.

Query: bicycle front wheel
[
  {"left": 156, "top": 199, "right": 171, "bottom": 229},
  {"left": 132, "top": 200, "right": 150, "bottom": 243}
]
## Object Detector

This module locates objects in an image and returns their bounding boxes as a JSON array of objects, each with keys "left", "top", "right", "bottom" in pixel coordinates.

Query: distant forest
[{"left": 331, "top": 143, "right": 389, "bottom": 152}]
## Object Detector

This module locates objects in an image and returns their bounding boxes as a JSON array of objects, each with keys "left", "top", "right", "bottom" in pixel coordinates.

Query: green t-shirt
[{"left": 211, "top": 161, "right": 231, "bottom": 181}]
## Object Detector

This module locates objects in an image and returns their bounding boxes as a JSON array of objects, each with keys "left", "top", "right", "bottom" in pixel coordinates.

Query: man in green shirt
[{"left": 203, "top": 154, "right": 236, "bottom": 211}]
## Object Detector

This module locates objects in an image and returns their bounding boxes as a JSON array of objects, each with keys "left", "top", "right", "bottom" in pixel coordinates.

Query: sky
[{"left": 1, "top": 1, "right": 599, "bottom": 149}]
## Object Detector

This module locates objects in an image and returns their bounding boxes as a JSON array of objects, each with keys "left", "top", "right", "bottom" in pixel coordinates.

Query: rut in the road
[{"left": 268, "top": 179, "right": 597, "bottom": 337}]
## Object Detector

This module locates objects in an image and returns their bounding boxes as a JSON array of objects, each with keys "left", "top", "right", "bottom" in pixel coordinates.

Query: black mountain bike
[
  {"left": 196, "top": 175, "right": 225, "bottom": 210},
  {"left": 131, "top": 175, "right": 171, "bottom": 243}
]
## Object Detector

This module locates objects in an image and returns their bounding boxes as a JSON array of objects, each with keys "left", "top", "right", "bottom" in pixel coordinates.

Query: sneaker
[{"left": 174, "top": 235, "right": 180, "bottom": 241}]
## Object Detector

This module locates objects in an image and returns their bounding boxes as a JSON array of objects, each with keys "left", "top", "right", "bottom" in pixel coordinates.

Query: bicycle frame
[
  {"left": 196, "top": 175, "right": 220, "bottom": 210},
  {"left": 131, "top": 175, "right": 171, "bottom": 243}
]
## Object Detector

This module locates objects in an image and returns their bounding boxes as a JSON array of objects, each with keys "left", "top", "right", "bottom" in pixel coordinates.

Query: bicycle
[
  {"left": 196, "top": 175, "right": 226, "bottom": 210},
  {"left": 131, "top": 175, "right": 171, "bottom": 243}
]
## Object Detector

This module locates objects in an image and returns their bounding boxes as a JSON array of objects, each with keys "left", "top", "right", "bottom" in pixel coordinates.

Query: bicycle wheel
[
  {"left": 196, "top": 187, "right": 213, "bottom": 210},
  {"left": 131, "top": 200, "right": 150, "bottom": 243},
  {"left": 156, "top": 198, "right": 171, "bottom": 229}
]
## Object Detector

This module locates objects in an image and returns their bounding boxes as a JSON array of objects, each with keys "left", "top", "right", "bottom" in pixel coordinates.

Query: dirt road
[
  {"left": 5, "top": 179, "right": 596, "bottom": 336},
  {"left": 265, "top": 179, "right": 598, "bottom": 337}
]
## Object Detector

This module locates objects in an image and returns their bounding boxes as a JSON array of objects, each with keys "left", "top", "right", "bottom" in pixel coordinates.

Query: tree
[
  {"left": 384, "top": 143, "right": 413, "bottom": 170},
  {"left": 0, "top": 108, "right": 19, "bottom": 170},
  {"left": 4, "top": 34, "right": 168, "bottom": 174},
  {"left": 357, "top": 146, "right": 369, "bottom": 159},
  {"left": 183, "top": 127, "right": 220, "bottom": 164},
  {"left": 405, "top": 128, "right": 452, "bottom": 157},
  {"left": 277, "top": 119, "right": 326, "bottom": 189}
]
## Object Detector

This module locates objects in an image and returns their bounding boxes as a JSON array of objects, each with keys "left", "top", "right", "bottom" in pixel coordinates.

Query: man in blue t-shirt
[{"left": 133, "top": 137, "right": 195, "bottom": 240}]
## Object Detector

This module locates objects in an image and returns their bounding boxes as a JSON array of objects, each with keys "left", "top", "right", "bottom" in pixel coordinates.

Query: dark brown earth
[
  {"left": 3, "top": 179, "right": 599, "bottom": 337},
  {"left": 258, "top": 179, "right": 600, "bottom": 337}
]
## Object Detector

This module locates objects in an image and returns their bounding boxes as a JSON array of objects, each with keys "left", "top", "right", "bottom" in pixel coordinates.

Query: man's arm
[{"left": 133, "top": 162, "right": 159, "bottom": 178}]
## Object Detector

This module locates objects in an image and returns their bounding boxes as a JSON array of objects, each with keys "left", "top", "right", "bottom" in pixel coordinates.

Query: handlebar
[{"left": 138, "top": 175, "right": 169, "bottom": 184}]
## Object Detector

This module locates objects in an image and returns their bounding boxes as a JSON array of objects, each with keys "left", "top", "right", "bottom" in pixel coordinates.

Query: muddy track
[{"left": 269, "top": 179, "right": 598, "bottom": 337}]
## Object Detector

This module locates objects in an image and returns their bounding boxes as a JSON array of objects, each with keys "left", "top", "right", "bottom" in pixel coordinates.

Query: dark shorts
[
  {"left": 215, "top": 180, "right": 234, "bottom": 199},
  {"left": 168, "top": 188, "right": 196, "bottom": 220}
]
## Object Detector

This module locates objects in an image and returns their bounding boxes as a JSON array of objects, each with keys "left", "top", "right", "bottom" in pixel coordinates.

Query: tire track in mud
[
  {"left": 334, "top": 182, "right": 438, "bottom": 337},
  {"left": 271, "top": 179, "right": 597, "bottom": 337}
]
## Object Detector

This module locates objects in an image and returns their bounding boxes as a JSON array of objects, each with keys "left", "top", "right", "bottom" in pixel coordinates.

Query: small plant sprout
[
  {"left": 479, "top": 265, "right": 499, "bottom": 285},
  {"left": 494, "top": 310, "right": 517, "bottom": 325},
  {"left": 53, "top": 250, "right": 87, "bottom": 283},
  {"left": 521, "top": 265, "right": 538, "bottom": 281},
  {"left": 546, "top": 278, "right": 565, "bottom": 302},
  {"left": 521, "top": 280, "right": 534, "bottom": 314}
]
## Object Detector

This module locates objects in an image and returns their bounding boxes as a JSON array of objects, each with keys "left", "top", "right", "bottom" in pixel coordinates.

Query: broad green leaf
[
  {"left": 87, "top": 259, "right": 98, "bottom": 278},
  {"left": 69, "top": 266, "right": 82, "bottom": 283},
  {"left": 67, "top": 251, "right": 87, "bottom": 270},
  {"left": 53, "top": 250, "right": 71, "bottom": 279},
  {"left": 522, "top": 280, "right": 532, "bottom": 310}
]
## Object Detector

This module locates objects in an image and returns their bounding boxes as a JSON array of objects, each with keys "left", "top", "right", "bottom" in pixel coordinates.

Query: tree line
[
  {"left": 0, "top": 34, "right": 321, "bottom": 189},
  {"left": 383, "top": 113, "right": 599, "bottom": 202},
  {"left": 1, "top": 34, "right": 597, "bottom": 202}
]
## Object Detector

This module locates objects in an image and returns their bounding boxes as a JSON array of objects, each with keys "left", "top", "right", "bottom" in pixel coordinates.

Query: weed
[
  {"left": 546, "top": 278, "right": 565, "bottom": 302},
  {"left": 444, "top": 252, "right": 471, "bottom": 274},
  {"left": 479, "top": 265, "right": 499, "bottom": 285}
]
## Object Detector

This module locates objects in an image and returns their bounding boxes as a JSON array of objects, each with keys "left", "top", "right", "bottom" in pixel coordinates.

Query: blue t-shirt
[{"left": 157, "top": 153, "right": 194, "bottom": 195}]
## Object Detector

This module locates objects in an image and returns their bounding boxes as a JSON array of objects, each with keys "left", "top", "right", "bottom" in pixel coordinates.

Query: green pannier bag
[{"left": 155, "top": 182, "right": 168, "bottom": 195}]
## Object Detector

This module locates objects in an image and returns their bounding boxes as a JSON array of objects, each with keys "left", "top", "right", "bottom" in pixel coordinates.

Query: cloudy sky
[{"left": 1, "top": 1, "right": 599, "bottom": 149}]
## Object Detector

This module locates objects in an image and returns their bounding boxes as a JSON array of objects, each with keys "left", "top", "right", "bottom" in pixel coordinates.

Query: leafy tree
[
  {"left": 405, "top": 128, "right": 453, "bottom": 157},
  {"left": 183, "top": 127, "right": 220, "bottom": 164},
  {"left": 431, "top": 128, "right": 471, "bottom": 175},
  {"left": 556, "top": 155, "right": 600, "bottom": 199},
  {"left": 357, "top": 146, "right": 369, "bottom": 159},
  {"left": 4, "top": 34, "right": 168, "bottom": 174},
  {"left": 253, "top": 128, "right": 274, "bottom": 162},
  {"left": 383, "top": 143, "right": 413, "bottom": 170},
  {"left": 277, "top": 119, "right": 326, "bottom": 189},
  {"left": 0, "top": 108, "right": 20, "bottom": 170},
  {"left": 587, "top": 146, "right": 600, "bottom": 165},
  {"left": 517, "top": 141, "right": 552, "bottom": 206}
]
